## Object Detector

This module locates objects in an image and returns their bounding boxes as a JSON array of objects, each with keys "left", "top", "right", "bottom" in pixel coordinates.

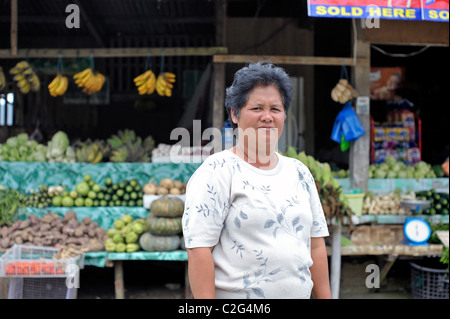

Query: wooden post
[
  {"left": 10, "top": 0, "right": 18, "bottom": 56},
  {"left": 212, "top": 63, "right": 225, "bottom": 152},
  {"left": 350, "top": 19, "right": 371, "bottom": 192},
  {"left": 211, "top": 0, "right": 227, "bottom": 152},
  {"left": 114, "top": 261, "right": 125, "bottom": 299},
  {"left": 330, "top": 223, "right": 342, "bottom": 299}
]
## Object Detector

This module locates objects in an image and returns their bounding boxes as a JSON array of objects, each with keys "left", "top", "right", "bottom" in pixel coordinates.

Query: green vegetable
[
  {"left": 121, "top": 214, "right": 133, "bottom": 225},
  {"left": 126, "top": 243, "right": 140, "bottom": 253},
  {"left": 440, "top": 247, "right": 449, "bottom": 271},
  {"left": 125, "top": 231, "right": 138, "bottom": 244},
  {"left": 0, "top": 188, "right": 24, "bottom": 226},
  {"left": 115, "top": 243, "right": 127, "bottom": 253},
  {"left": 47, "top": 131, "right": 69, "bottom": 158}
]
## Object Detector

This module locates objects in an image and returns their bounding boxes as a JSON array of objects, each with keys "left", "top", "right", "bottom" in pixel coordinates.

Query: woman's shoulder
[{"left": 195, "top": 150, "right": 238, "bottom": 172}]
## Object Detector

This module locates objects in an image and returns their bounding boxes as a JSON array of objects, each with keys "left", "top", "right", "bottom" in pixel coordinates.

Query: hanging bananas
[
  {"left": 48, "top": 72, "right": 69, "bottom": 97},
  {"left": 0, "top": 67, "right": 6, "bottom": 91},
  {"left": 331, "top": 79, "right": 358, "bottom": 104},
  {"left": 9, "top": 60, "right": 40, "bottom": 94},
  {"left": 133, "top": 70, "right": 156, "bottom": 95},
  {"left": 73, "top": 67, "right": 105, "bottom": 95},
  {"left": 155, "top": 72, "right": 176, "bottom": 97}
]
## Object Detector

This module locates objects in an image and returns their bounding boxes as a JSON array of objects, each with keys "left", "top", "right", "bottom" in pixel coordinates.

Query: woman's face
[{"left": 231, "top": 85, "right": 285, "bottom": 152}]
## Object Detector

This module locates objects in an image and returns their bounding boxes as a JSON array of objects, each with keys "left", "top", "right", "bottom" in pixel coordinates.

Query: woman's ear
[{"left": 230, "top": 109, "right": 238, "bottom": 124}]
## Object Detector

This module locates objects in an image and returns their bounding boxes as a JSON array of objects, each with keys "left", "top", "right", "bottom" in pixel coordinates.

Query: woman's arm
[
  {"left": 186, "top": 247, "right": 216, "bottom": 299},
  {"left": 310, "top": 237, "right": 332, "bottom": 299}
]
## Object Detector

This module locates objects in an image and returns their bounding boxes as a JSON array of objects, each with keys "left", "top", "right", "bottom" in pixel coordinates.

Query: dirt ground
[{"left": 74, "top": 256, "right": 420, "bottom": 299}]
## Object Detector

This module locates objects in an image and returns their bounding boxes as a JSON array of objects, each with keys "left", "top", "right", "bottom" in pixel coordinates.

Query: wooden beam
[
  {"left": 213, "top": 54, "right": 370, "bottom": 66},
  {"left": 10, "top": 0, "right": 18, "bottom": 56},
  {"left": 0, "top": 47, "right": 228, "bottom": 59},
  {"left": 0, "top": 15, "right": 215, "bottom": 25}
]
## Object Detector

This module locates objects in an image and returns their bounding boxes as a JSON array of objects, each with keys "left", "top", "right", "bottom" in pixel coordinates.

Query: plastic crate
[
  {"left": 0, "top": 245, "right": 83, "bottom": 299},
  {"left": 0, "top": 245, "right": 84, "bottom": 277},
  {"left": 410, "top": 262, "right": 449, "bottom": 299}
]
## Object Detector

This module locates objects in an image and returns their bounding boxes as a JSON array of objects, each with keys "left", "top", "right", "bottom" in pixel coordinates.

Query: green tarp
[{"left": 0, "top": 161, "right": 201, "bottom": 192}]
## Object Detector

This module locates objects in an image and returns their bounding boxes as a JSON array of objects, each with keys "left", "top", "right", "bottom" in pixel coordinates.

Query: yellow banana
[
  {"left": 48, "top": 74, "right": 62, "bottom": 90},
  {"left": 164, "top": 72, "right": 176, "bottom": 79},
  {"left": 74, "top": 68, "right": 92, "bottom": 79},
  {"left": 164, "top": 88, "right": 172, "bottom": 97},
  {"left": 16, "top": 61, "right": 30, "bottom": 69},
  {"left": 55, "top": 76, "right": 68, "bottom": 96},
  {"left": 75, "top": 69, "right": 94, "bottom": 87},
  {"left": 22, "top": 67, "right": 34, "bottom": 76},
  {"left": 13, "top": 74, "right": 26, "bottom": 81},
  {"left": 19, "top": 82, "right": 31, "bottom": 94},
  {"left": 30, "top": 76, "right": 40, "bottom": 92},
  {"left": 133, "top": 70, "right": 152, "bottom": 83},
  {"left": 0, "top": 67, "right": 5, "bottom": 90}
]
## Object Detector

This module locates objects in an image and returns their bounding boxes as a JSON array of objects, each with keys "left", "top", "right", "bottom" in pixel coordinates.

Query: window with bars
[{"left": 0, "top": 93, "right": 14, "bottom": 127}]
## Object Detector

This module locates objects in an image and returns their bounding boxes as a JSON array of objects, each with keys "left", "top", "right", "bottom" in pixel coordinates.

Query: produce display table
[
  {"left": 327, "top": 243, "right": 443, "bottom": 289},
  {"left": 336, "top": 178, "right": 449, "bottom": 194}
]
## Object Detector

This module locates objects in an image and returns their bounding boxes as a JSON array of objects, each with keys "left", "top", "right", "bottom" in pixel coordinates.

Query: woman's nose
[{"left": 260, "top": 110, "right": 273, "bottom": 121}]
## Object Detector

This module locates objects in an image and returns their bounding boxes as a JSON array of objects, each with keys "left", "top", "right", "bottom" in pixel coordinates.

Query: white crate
[{"left": 0, "top": 244, "right": 84, "bottom": 278}]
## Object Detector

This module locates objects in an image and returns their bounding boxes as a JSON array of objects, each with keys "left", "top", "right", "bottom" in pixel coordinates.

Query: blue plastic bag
[{"left": 331, "top": 102, "right": 366, "bottom": 150}]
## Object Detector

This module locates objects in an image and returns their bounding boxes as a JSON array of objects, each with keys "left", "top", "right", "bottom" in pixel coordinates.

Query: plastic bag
[{"left": 331, "top": 102, "right": 366, "bottom": 150}]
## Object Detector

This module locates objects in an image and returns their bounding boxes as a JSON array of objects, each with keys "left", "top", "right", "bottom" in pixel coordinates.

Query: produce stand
[
  {"left": 0, "top": 161, "right": 197, "bottom": 299},
  {"left": 1, "top": 160, "right": 448, "bottom": 298}
]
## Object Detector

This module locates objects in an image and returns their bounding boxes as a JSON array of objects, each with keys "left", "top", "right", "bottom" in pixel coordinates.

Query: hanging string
[
  {"left": 89, "top": 52, "right": 95, "bottom": 71},
  {"left": 159, "top": 50, "right": 165, "bottom": 74},
  {"left": 340, "top": 62, "right": 349, "bottom": 81},
  {"left": 145, "top": 50, "right": 152, "bottom": 70},
  {"left": 56, "top": 53, "right": 63, "bottom": 74}
]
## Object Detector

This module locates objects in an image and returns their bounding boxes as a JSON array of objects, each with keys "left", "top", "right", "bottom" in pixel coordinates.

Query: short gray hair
[{"left": 224, "top": 61, "right": 293, "bottom": 128}]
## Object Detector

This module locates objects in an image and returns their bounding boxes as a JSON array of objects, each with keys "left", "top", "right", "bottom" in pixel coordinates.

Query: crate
[
  {"left": 0, "top": 245, "right": 84, "bottom": 277},
  {"left": 0, "top": 245, "right": 84, "bottom": 299},
  {"left": 410, "top": 262, "right": 449, "bottom": 299},
  {"left": 344, "top": 193, "right": 365, "bottom": 216}
]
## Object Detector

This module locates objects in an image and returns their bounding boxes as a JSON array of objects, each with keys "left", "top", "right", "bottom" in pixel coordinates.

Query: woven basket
[{"left": 410, "top": 262, "right": 449, "bottom": 299}]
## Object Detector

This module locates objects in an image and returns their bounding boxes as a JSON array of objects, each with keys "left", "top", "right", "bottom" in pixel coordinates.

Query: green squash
[
  {"left": 150, "top": 195, "right": 185, "bottom": 218},
  {"left": 146, "top": 214, "right": 182, "bottom": 236},
  {"left": 139, "top": 232, "right": 181, "bottom": 251}
]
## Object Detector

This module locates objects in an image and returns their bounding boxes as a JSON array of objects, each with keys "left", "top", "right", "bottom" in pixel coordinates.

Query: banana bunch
[
  {"left": 48, "top": 72, "right": 69, "bottom": 97},
  {"left": 10, "top": 60, "right": 40, "bottom": 94},
  {"left": 331, "top": 79, "right": 358, "bottom": 104},
  {"left": 75, "top": 140, "right": 106, "bottom": 164},
  {"left": 134, "top": 70, "right": 156, "bottom": 95},
  {"left": 0, "top": 67, "right": 6, "bottom": 91},
  {"left": 156, "top": 72, "right": 176, "bottom": 97},
  {"left": 73, "top": 68, "right": 106, "bottom": 95}
]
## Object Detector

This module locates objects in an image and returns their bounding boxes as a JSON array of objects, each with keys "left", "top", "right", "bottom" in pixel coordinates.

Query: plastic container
[
  {"left": 344, "top": 193, "right": 365, "bottom": 216},
  {"left": 410, "top": 262, "right": 449, "bottom": 299}
]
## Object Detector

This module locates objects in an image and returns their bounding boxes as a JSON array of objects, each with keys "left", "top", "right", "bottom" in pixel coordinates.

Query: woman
[{"left": 182, "top": 62, "right": 331, "bottom": 299}]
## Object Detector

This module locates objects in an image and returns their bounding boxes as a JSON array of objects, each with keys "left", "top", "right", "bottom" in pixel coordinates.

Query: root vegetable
[{"left": 63, "top": 210, "right": 77, "bottom": 222}]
